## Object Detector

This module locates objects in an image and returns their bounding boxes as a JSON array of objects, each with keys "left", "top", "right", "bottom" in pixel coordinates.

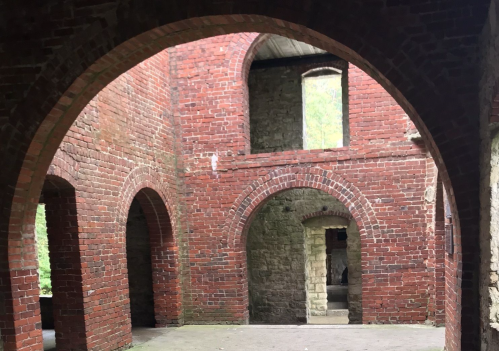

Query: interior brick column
[
  {"left": 0, "top": 266, "right": 42, "bottom": 350},
  {"left": 43, "top": 178, "right": 87, "bottom": 350}
]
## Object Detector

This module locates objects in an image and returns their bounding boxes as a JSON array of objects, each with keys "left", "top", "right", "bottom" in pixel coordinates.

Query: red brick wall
[
  {"left": 41, "top": 50, "right": 181, "bottom": 351},
  {"left": 444, "top": 186, "right": 461, "bottom": 351},
  {"left": 434, "top": 178, "right": 446, "bottom": 326},
  {"left": 171, "top": 35, "right": 444, "bottom": 325}
]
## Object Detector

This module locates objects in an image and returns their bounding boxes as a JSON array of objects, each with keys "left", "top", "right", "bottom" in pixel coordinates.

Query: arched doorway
[
  {"left": 126, "top": 198, "right": 155, "bottom": 328},
  {"left": 124, "top": 187, "right": 179, "bottom": 329},
  {"left": 245, "top": 188, "right": 360, "bottom": 325}
]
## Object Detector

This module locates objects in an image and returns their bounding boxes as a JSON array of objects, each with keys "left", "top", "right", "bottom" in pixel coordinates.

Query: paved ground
[{"left": 129, "top": 325, "right": 445, "bottom": 351}]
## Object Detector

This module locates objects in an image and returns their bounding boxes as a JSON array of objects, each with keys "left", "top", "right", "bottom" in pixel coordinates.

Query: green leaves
[
  {"left": 303, "top": 74, "right": 343, "bottom": 150},
  {"left": 36, "top": 204, "right": 52, "bottom": 295}
]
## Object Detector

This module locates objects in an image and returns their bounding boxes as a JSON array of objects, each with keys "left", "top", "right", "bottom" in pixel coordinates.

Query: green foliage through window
[
  {"left": 303, "top": 73, "right": 343, "bottom": 149},
  {"left": 36, "top": 204, "right": 52, "bottom": 295}
]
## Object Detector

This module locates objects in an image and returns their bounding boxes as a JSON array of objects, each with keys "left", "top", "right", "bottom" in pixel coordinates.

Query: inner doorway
[
  {"left": 246, "top": 188, "right": 362, "bottom": 325},
  {"left": 126, "top": 198, "right": 156, "bottom": 328},
  {"left": 303, "top": 215, "right": 361, "bottom": 325},
  {"left": 326, "top": 228, "right": 349, "bottom": 322}
]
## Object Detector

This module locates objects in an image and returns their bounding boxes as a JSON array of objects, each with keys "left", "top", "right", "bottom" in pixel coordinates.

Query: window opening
[{"left": 303, "top": 71, "right": 344, "bottom": 149}]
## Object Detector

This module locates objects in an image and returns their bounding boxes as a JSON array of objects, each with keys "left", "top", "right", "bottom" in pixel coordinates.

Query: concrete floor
[
  {"left": 128, "top": 325, "right": 445, "bottom": 351},
  {"left": 43, "top": 325, "right": 444, "bottom": 350}
]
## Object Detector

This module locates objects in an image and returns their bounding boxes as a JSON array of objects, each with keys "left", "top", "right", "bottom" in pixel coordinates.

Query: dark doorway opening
[
  {"left": 325, "top": 228, "right": 348, "bottom": 321},
  {"left": 126, "top": 198, "right": 156, "bottom": 327}
]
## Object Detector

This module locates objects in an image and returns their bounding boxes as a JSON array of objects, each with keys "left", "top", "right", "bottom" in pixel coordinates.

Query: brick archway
[
  {"left": 9, "top": 16, "right": 460, "bottom": 259},
  {"left": 300, "top": 210, "right": 362, "bottom": 324},
  {"left": 0, "top": 6, "right": 479, "bottom": 349},
  {"left": 116, "top": 167, "right": 182, "bottom": 328},
  {"left": 116, "top": 167, "right": 177, "bottom": 231},
  {"left": 240, "top": 33, "right": 270, "bottom": 84},
  {"left": 46, "top": 152, "right": 80, "bottom": 187},
  {"left": 225, "top": 166, "right": 377, "bottom": 323},
  {"left": 225, "top": 166, "right": 379, "bottom": 250}
]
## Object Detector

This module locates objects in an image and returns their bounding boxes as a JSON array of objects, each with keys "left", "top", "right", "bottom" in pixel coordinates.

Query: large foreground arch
[{"left": 0, "top": 2, "right": 487, "bottom": 350}]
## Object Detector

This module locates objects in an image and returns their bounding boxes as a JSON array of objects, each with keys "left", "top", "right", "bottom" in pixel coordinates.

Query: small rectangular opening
[{"left": 303, "top": 72, "right": 344, "bottom": 149}]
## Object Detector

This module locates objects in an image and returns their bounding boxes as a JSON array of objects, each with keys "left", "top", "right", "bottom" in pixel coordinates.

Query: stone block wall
[
  {"left": 480, "top": 3, "right": 499, "bottom": 350},
  {"left": 248, "top": 61, "right": 347, "bottom": 154},
  {"left": 305, "top": 228, "right": 329, "bottom": 316},
  {"left": 302, "top": 216, "right": 361, "bottom": 322},
  {"left": 346, "top": 221, "right": 362, "bottom": 324},
  {"left": 249, "top": 66, "right": 303, "bottom": 153},
  {"left": 246, "top": 189, "right": 350, "bottom": 323}
]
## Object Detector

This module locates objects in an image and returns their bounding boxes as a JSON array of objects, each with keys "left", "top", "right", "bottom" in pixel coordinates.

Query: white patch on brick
[{"left": 211, "top": 153, "right": 218, "bottom": 172}]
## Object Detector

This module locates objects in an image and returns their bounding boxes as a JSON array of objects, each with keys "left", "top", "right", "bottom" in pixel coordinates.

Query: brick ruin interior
[
  {"left": 18, "top": 33, "right": 451, "bottom": 351},
  {"left": 6, "top": 3, "right": 499, "bottom": 350}
]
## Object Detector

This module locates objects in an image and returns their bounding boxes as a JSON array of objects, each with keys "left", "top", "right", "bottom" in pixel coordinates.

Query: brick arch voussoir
[
  {"left": 225, "top": 32, "right": 262, "bottom": 83},
  {"left": 116, "top": 166, "right": 182, "bottom": 326},
  {"left": 46, "top": 151, "right": 80, "bottom": 190},
  {"left": 301, "top": 210, "right": 353, "bottom": 222},
  {"left": 116, "top": 167, "right": 177, "bottom": 242},
  {"left": 239, "top": 33, "right": 271, "bottom": 83},
  {"left": 226, "top": 166, "right": 379, "bottom": 250}
]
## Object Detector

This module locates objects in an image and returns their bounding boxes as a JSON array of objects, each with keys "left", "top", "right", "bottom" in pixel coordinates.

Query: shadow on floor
[
  {"left": 42, "top": 328, "right": 164, "bottom": 350},
  {"left": 42, "top": 330, "right": 55, "bottom": 351}
]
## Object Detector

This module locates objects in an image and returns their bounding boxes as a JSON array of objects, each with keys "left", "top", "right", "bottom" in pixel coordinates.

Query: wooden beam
[{"left": 250, "top": 54, "right": 342, "bottom": 71}]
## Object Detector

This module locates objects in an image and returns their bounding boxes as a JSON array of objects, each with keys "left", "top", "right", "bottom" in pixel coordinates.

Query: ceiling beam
[{"left": 250, "top": 54, "right": 342, "bottom": 71}]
